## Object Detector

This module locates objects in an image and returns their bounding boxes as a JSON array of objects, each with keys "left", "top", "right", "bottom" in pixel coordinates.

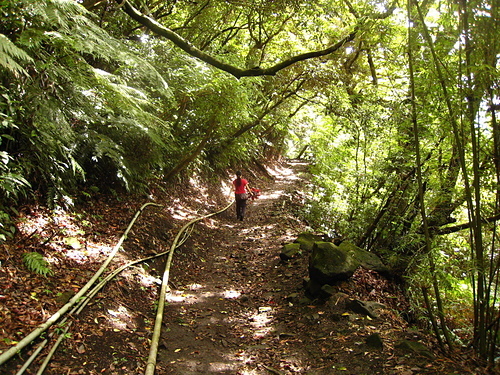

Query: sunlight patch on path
[
  {"left": 258, "top": 189, "right": 283, "bottom": 201},
  {"left": 248, "top": 307, "right": 274, "bottom": 339},
  {"left": 165, "top": 287, "right": 243, "bottom": 304},
  {"left": 270, "top": 160, "right": 308, "bottom": 183}
]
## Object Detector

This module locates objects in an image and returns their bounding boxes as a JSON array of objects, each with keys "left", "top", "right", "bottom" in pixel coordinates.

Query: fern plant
[
  {"left": 22, "top": 252, "right": 53, "bottom": 277},
  {"left": 0, "top": 0, "right": 178, "bottom": 207}
]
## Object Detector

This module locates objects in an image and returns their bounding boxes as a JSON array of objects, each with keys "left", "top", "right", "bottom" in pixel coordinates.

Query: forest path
[
  {"left": 157, "top": 159, "right": 314, "bottom": 374},
  {"left": 153, "top": 159, "right": 419, "bottom": 375},
  {"left": 153, "top": 160, "right": 466, "bottom": 375}
]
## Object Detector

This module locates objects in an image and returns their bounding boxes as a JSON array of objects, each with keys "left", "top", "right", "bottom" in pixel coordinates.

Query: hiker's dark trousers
[{"left": 235, "top": 194, "right": 247, "bottom": 220}]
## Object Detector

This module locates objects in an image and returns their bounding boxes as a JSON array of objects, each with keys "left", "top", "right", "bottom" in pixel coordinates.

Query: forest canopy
[{"left": 0, "top": 0, "right": 499, "bottom": 364}]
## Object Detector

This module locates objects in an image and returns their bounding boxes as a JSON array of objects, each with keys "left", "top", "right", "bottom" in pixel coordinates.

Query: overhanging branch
[
  {"left": 434, "top": 213, "right": 500, "bottom": 235},
  {"left": 117, "top": 0, "right": 357, "bottom": 78}
]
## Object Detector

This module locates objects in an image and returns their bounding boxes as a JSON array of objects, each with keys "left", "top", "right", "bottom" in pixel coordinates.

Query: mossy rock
[
  {"left": 309, "top": 241, "right": 359, "bottom": 284},
  {"left": 338, "top": 241, "right": 389, "bottom": 274},
  {"left": 294, "top": 232, "right": 323, "bottom": 251},
  {"left": 280, "top": 242, "right": 302, "bottom": 260},
  {"left": 395, "top": 339, "right": 435, "bottom": 359},
  {"left": 365, "top": 333, "right": 383, "bottom": 350}
]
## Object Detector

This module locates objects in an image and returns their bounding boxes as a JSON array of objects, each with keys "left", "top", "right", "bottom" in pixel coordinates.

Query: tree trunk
[
  {"left": 164, "top": 118, "right": 218, "bottom": 181},
  {"left": 409, "top": 0, "right": 453, "bottom": 351}
]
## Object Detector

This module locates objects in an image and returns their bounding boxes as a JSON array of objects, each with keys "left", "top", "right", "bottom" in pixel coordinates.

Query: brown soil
[{"left": 0, "top": 160, "right": 479, "bottom": 374}]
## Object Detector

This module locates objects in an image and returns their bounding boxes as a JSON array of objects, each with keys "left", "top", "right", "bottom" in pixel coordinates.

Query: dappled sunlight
[
  {"left": 238, "top": 227, "right": 255, "bottom": 235},
  {"left": 60, "top": 243, "right": 113, "bottom": 264},
  {"left": 17, "top": 212, "right": 50, "bottom": 231},
  {"left": 188, "top": 283, "right": 203, "bottom": 290},
  {"left": 258, "top": 190, "right": 283, "bottom": 200},
  {"left": 136, "top": 271, "right": 161, "bottom": 288},
  {"left": 163, "top": 287, "right": 214, "bottom": 303},
  {"left": 161, "top": 284, "right": 284, "bottom": 373},
  {"left": 164, "top": 285, "right": 279, "bottom": 340},
  {"left": 207, "top": 362, "right": 240, "bottom": 372},
  {"left": 165, "top": 286, "right": 244, "bottom": 305},
  {"left": 269, "top": 161, "right": 308, "bottom": 184},
  {"left": 237, "top": 222, "right": 297, "bottom": 243},
  {"left": 154, "top": 161, "right": 315, "bottom": 373},
  {"left": 220, "top": 222, "right": 240, "bottom": 230},
  {"left": 168, "top": 198, "right": 201, "bottom": 220},
  {"left": 4, "top": 160, "right": 314, "bottom": 374},
  {"left": 17, "top": 210, "right": 115, "bottom": 265},
  {"left": 165, "top": 292, "right": 193, "bottom": 303},
  {"left": 248, "top": 307, "right": 274, "bottom": 339},
  {"left": 223, "top": 289, "right": 241, "bottom": 299},
  {"left": 187, "top": 175, "right": 234, "bottom": 209},
  {"left": 104, "top": 305, "right": 138, "bottom": 331},
  {"left": 243, "top": 223, "right": 278, "bottom": 233},
  {"left": 167, "top": 197, "right": 233, "bottom": 222},
  {"left": 202, "top": 217, "right": 219, "bottom": 228}
]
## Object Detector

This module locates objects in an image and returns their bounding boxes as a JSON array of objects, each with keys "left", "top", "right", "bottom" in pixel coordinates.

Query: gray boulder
[
  {"left": 346, "top": 299, "right": 386, "bottom": 319},
  {"left": 309, "top": 241, "right": 359, "bottom": 284}
]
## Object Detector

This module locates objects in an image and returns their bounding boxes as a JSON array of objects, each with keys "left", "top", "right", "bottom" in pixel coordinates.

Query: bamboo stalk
[
  {"left": 0, "top": 202, "right": 163, "bottom": 366},
  {"left": 34, "top": 250, "right": 174, "bottom": 374},
  {"left": 35, "top": 322, "right": 73, "bottom": 375},
  {"left": 18, "top": 206, "right": 194, "bottom": 374},
  {"left": 15, "top": 341, "right": 46, "bottom": 375},
  {"left": 421, "top": 286, "right": 444, "bottom": 349},
  {"left": 144, "top": 201, "right": 233, "bottom": 375}
]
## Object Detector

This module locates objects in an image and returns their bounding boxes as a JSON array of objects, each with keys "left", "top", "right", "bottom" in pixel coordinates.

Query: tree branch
[
  {"left": 434, "top": 213, "right": 500, "bottom": 235},
  {"left": 117, "top": 0, "right": 357, "bottom": 78}
]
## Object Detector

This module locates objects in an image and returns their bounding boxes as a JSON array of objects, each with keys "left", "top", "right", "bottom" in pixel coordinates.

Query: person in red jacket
[{"left": 233, "top": 170, "right": 252, "bottom": 221}]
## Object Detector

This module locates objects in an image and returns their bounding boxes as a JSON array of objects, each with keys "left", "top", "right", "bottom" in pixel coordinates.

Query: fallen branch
[
  {"left": 32, "top": 248, "right": 175, "bottom": 375},
  {"left": 35, "top": 321, "right": 73, "bottom": 375},
  {"left": 17, "top": 207, "right": 195, "bottom": 374},
  {"left": 26, "top": 205, "right": 197, "bottom": 374}
]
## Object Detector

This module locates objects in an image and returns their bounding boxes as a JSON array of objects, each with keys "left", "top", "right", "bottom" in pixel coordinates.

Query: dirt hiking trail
[{"left": 157, "top": 160, "right": 313, "bottom": 374}]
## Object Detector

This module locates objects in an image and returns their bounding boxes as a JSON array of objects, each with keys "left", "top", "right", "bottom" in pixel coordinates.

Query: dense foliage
[{"left": 0, "top": 0, "right": 499, "bottom": 365}]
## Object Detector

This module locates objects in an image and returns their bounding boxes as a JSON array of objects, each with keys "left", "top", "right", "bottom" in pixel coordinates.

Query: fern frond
[
  {"left": 0, "top": 151, "right": 31, "bottom": 199},
  {"left": 24, "top": 0, "right": 89, "bottom": 33},
  {"left": 0, "top": 210, "right": 16, "bottom": 243},
  {"left": 0, "top": 34, "right": 32, "bottom": 75},
  {"left": 1, "top": 0, "right": 176, "bottom": 198},
  {"left": 23, "top": 252, "right": 53, "bottom": 277}
]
